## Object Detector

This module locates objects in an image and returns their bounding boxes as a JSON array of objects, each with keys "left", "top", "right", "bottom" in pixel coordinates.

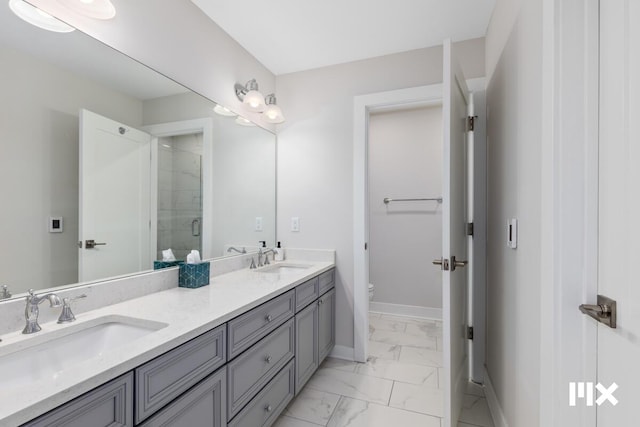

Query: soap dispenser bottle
[{"left": 274, "top": 241, "right": 285, "bottom": 261}]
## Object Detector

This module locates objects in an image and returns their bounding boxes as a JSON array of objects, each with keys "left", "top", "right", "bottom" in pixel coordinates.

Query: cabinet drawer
[
  {"left": 295, "top": 277, "right": 319, "bottom": 312},
  {"left": 228, "top": 360, "right": 295, "bottom": 427},
  {"left": 227, "top": 318, "right": 295, "bottom": 419},
  {"left": 228, "top": 290, "right": 295, "bottom": 360},
  {"left": 318, "top": 268, "right": 335, "bottom": 295},
  {"left": 24, "top": 372, "right": 133, "bottom": 427},
  {"left": 135, "top": 325, "right": 226, "bottom": 424},
  {"left": 140, "top": 368, "right": 226, "bottom": 427}
]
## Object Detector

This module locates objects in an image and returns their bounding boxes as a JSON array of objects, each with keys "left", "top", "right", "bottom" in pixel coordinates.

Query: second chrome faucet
[{"left": 22, "top": 290, "right": 87, "bottom": 334}]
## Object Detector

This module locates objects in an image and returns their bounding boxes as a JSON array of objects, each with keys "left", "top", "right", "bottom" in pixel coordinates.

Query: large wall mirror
[{"left": 0, "top": 5, "right": 276, "bottom": 298}]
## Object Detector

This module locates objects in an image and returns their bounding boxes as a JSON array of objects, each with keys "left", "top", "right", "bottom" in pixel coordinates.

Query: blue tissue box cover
[
  {"left": 154, "top": 260, "right": 183, "bottom": 270},
  {"left": 179, "top": 262, "right": 210, "bottom": 288}
]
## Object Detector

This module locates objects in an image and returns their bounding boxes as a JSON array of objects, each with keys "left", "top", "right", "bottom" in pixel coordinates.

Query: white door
[
  {"left": 440, "top": 39, "right": 472, "bottom": 427},
  {"left": 79, "top": 109, "right": 152, "bottom": 282},
  {"left": 596, "top": 1, "right": 640, "bottom": 424}
]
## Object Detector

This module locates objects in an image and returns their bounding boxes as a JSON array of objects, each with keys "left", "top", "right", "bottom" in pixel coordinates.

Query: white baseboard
[
  {"left": 483, "top": 367, "right": 508, "bottom": 427},
  {"left": 369, "top": 302, "right": 442, "bottom": 320},
  {"left": 330, "top": 345, "right": 355, "bottom": 361}
]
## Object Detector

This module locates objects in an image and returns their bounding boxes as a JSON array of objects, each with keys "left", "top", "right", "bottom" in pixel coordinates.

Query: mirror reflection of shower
[{"left": 157, "top": 133, "right": 203, "bottom": 261}]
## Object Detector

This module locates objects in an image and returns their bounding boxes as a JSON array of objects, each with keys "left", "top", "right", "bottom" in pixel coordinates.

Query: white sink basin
[
  {"left": 258, "top": 263, "right": 313, "bottom": 274},
  {"left": 0, "top": 315, "right": 167, "bottom": 389}
]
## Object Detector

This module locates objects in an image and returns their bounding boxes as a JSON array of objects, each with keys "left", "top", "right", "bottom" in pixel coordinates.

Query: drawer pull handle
[
  {"left": 265, "top": 405, "right": 272, "bottom": 412},
  {"left": 265, "top": 314, "right": 273, "bottom": 322},
  {"left": 319, "top": 299, "right": 324, "bottom": 305},
  {"left": 265, "top": 355, "right": 272, "bottom": 363}
]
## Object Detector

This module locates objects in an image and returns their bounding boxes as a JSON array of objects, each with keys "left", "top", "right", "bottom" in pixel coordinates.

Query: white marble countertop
[{"left": 0, "top": 259, "right": 334, "bottom": 426}]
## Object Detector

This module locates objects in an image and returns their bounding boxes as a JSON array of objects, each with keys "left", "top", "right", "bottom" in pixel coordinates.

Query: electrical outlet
[
  {"left": 291, "top": 217, "right": 300, "bottom": 232},
  {"left": 255, "top": 217, "right": 263, "bottom": 231}
]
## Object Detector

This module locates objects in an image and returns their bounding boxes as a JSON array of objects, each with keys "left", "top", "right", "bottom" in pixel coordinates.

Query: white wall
[
  {"left": 27, "top": 0, "right": 276, "bottom": 130},
  {"left": 484, "top": 0, "right": 542, "bottom": 425},
  {"left": 368, "top": 106, "right": 442, "bottom": 309},
  {"left": 276, "top": 39, "right": 485, "bottom": 350},
  {"left": 0, "top": 44, "right": 142, "bottom": 295}
]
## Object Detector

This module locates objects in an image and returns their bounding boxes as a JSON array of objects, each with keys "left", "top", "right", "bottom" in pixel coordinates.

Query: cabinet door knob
[
  {"left": 319, "top": 299, "right": 324, "bottom": 305},
  {"left": 265, "top": 355, "right": 272, "bottom": 363},
  {"left": 265, "top": 314, "right": 273, "bottom": 322},
  {"left": 265, "top": 405, "right": 272, "bottom": 412}
]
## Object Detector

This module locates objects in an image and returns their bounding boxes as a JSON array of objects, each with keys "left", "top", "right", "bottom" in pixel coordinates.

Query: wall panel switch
[
  {"left": 507, "top": 218, "right": 518, "bottom": 249},
  {"left": 291, "top": 217, "right": 300, "bottom": 232},
  {"left": 255, "top": 217, "right": 263, "bottom": 231}
]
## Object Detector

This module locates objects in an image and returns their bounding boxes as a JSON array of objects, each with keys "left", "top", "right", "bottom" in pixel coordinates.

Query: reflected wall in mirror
[{"left": 0, "top": 4, "right": 276, "bottom": 297}]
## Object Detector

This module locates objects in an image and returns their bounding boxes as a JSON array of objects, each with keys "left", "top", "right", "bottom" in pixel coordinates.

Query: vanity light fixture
[
  {"left": 235, "top": 116, "right": 256, "bottom": 127},
  {"left": 235, "top": 79, "right": 266, "bottom": 112},
  {"left": 55, "top": 0, "right": 116, "bottom": 20},
  {"left": 263, "top": 94, "right": 285, "bottom": 124},
  {"left": 8, "top": 0, "right": 75, "bottom": 33},
  {"left": 213, "top": 104, "right": 236, "bottom": 117}
]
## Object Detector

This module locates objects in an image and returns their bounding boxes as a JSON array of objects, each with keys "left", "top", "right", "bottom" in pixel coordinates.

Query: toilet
[{"left": 368, "top": 283, "right": 374, "bottom": 301}]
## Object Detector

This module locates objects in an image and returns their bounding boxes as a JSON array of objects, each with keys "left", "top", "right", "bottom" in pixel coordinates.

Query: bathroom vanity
[{"left": 0, "top": 259, "right": 335, "bottom": 427}]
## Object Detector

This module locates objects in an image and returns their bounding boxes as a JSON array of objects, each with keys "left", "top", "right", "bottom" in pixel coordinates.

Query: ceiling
[{"left": 191, "top": 0, "right": 496, "bottom": 75}]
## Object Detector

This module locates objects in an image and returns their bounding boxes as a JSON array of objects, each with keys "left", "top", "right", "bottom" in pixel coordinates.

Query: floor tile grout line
[
  {"left": 325, "top": 395, "right": 344, "bottom": 426},
  {"left": 387, "top": 380, "right": 395, "bottom": 406},
  {"left": 281, "top": 414, "right": 326, "bottom": 426}
]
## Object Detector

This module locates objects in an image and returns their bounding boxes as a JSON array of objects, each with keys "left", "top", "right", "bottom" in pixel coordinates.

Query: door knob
[
  {"left": 579, "top": 294, "right": 617, "bottom": 328},
  {"left": 84, "top": 239, "right": 107, "bottom": 249}
]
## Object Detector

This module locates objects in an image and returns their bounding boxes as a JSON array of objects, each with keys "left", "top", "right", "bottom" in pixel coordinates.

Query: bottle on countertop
[{"left": 274, "top": 241, "right": 285, "bottom": 261}]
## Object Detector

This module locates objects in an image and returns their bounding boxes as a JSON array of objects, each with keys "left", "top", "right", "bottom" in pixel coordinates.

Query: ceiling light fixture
[
  {"left": 8, "top": 0, "right": 75, "bottom": 32},
  {"left": 235, "top": 79, "right": 266, "bottom": 112},
  {"left": 263, "top": 94, "right": 285, "bottom": 124},
  {"left": 55, "top": 0, "right": 116, "bottom": 20}
]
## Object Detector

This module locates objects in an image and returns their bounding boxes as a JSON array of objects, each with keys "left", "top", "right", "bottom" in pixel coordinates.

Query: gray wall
[
  {"left": 276, "top": 39, "right": 485, "bottom": 350},
  {"left": 368, "top": 106, "right": 442, "bottom": 309},
  {"left": 485, "top": 0, "right": 542, "bottom": 425},
  {"left": 0, "top": 44, "right": 143, "bottom": 294}
]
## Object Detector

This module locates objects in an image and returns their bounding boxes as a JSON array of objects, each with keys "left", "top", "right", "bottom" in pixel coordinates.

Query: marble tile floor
[{"left": 273, "top": 312, "right": 495, "bottom": 427}]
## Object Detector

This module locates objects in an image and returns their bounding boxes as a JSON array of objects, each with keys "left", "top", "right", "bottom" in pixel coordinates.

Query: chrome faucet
[
  {"left": 23, "top": 289, "right": 62, "bottom": 334},
  {"left": 227, "top": 246, "right": 247, "bottom": 254},
  {"left": 0, "top": 285, "right": 11, "bottom": 300},
  {"left": 57, "top": 294, "right": 87, "bottom": 323},
  {"left": 258, "top": 248, "right": 276, "bottom": 267}
]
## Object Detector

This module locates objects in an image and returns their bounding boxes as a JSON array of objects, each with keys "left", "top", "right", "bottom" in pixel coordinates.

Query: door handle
[
  {"left": 85, "top": 239, "right": 106, "bottom": 249},
  {"left": 579, "top": 294, "right": 617, "bottom": 328},
  {"left": 433, "top": 258, "right": 449, "bottom": 271},
  {"left": 450, "top": 256, "right": 468, "bottom": 272}
]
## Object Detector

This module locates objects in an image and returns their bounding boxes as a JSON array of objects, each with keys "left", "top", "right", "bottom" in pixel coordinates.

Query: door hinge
[
  {"left": 466, "top": 326, "right": 474, "bottom": 340},
  {"left": 466, "top": 115, "right": 477, "bottom": 132},
  {"left": 466, "top": 222, "right": 474, "bottom": 236}
]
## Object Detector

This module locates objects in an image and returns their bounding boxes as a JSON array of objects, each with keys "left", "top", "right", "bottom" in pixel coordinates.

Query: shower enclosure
[{"left": 156, "top": 133, "right": 203, "bottom": 261}]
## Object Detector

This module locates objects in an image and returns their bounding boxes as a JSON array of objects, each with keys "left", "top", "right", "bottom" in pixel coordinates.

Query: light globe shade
[
  {"left": 213, "top": 104, "right": 236, "bottom": 117},
  {"left": 243, "top": 89, "right": 266, "bottom": 112},
  {"left": 9, "top": 0, "right": 75, "bottom": 33},
  {"left": 263, "top": 104, "right": 285, "bottom": 124},
  {"left": 55, "top": 0, "right": 116, "bottom": 19},
  {"left": 235, "top": 117, "right": 256, "bottom": 127}
]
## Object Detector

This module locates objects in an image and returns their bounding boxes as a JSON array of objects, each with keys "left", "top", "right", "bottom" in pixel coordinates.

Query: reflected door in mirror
[{"left": 79, "top": 109, "right": 152, "bottom": 282}]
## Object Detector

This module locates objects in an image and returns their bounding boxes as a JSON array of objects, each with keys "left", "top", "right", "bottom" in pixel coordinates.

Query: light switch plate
[
  {"left": 291, "top": 217, "right": 300, "bottom": 232},
  {"left": 255, "top": 217, "right": 263, "bottom": 231}
]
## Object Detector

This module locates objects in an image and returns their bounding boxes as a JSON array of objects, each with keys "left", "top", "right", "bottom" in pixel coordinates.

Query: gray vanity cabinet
[
  {"left": 135, "top": 325, "right": 226, "bottom": 424},
  {"left": 294, "top": 300, "right": 319, "bottom": 393},
  {"left": 23, "top": 373, "right": 133, "bottom": 427},
  {"left": 139, "top": 368, "right": 226, "bottom": 427},
  {"left": 228, "top": 360, "right": 295, "bottom": 427},
  {"left": 318, "top": 288, "right": 336, "bottom": 364}
]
